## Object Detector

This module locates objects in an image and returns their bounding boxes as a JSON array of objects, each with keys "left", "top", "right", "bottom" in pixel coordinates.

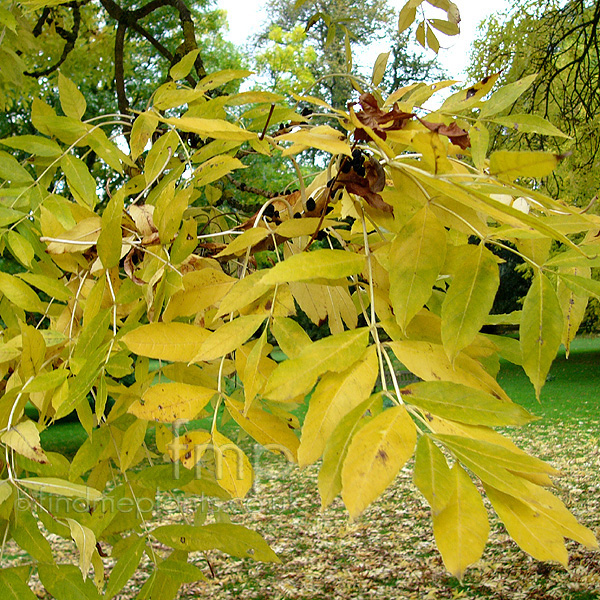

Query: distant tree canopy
[{"left": 469, "top": 0, "right": 600, "bottom": 205}]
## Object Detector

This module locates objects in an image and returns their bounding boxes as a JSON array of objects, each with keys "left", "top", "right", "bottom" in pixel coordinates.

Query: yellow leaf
[
  {"left": 192, "top": 315, "right": 266, "bottom": 362},
  {"left": 260, "top": 249, "right": 365, "bottom": 285},
  {"left": 433, "top": 463, "right": 489, "bottom": 579},
  {"left": 212, "top": 430, "right": 253, "bottom": 498},
  {"left": 44, "top": 216, "right": 101, "bottom": 255},
  {"left": 469, "top": 121, "right": 488, "bottom": 170},
  {"left": 275, "top": 217, "right": 337, "bottom": 238},
  {"left": 441, "top": 244, "right": 499, "bottom": 362},
  {"left": 66, "top": 518, "right": 96, "bottom": 578},
  {"left": 194, "top": 155, "right": 246, "bottom": 187},
  {"left": 270, "top": 317, "right": 312, "bottom": 359},
  {"left": 58, "top": 73, "right": 86, "bottom": 120},
  {"left": 2, "top": 420, "right": 48, "bottom": 464},
  {"left": 121, "top": 322, "right": 212, "bottom": 362},
  {"left": 240, "top": 327, "right": 268, "bottom": 412},
  {"left": 128, "top": 382, "right": 216, "bottom": 422},
  {"left": 169, "top": 49, "right": 200, "bottom": 80},
  {"left": 215, "top": 228, "right": 270, "bottom": 258},
  {"left": 277, "top": 125, "right": 352, "bottom": 156},
  {"left": 372, "top": 52, "right": 390, "bottom": 86},
  {"left": 225, "top": 397, "right": 299, "bottom": 461},
  {"left": 215, "top": 271, "right": 272, "bottom": 318},
  {"left": 479, "top": 74, "right": 537, "bottom": 119},
  {"left": 298, "top": 346, "right": 378, "bottom": 466},
  {"left": 341, "top": 405, "right": 416, "bottom": 519},
  {"left": 288, "top": 282, "right": 328, "bottom": 325},
  {"left": 263, "top": 328, "right": 370, "bottom": 402},
  {"left": 484, "top": 484, "right": 568, "bottom": 565},
  {"left": 197, "top": 69, "right": 253, "bottom": 91},
  {"left": 398, "top": 2, "right": 417, "bottom": 33},
  {"left": 489, "top": 150, "right": 560, "bottom": 181},
  {"left": 520, "top": 273, "right": 563, "bottom": 398},
  {"left": 388, "top": 340, "right": 511, "bottom": 402},
  {"left": 161, "top": 116, "right": 255, "bottom": 141},
  {"left": 169, "top": 430, "right": 211, "bottom": 469},
  {"left": 130, "top": 111, "right": 158, "bottom": 161},
  {"left": 389, "top": 207, "right": 447, "bottom": 330},
  {"left": 164, "top": 268, "right": 235, "bottom": 321}
]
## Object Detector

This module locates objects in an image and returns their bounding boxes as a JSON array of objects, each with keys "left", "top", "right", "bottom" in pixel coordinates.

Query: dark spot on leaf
[
  {"left": 376, "top": 449, "right": 389, "bottom": 463},
  {"left": 184, "top": 451, "right": 192, "bottom": 460},
  {"left": 180, "top": 537, "right": 186, "bottom": 544},
  {"left": 425, "top": 412, "right": 433, "bottom": 422},
  {"left": 466, "top": 87, "right": 476, "bottom": 99}
]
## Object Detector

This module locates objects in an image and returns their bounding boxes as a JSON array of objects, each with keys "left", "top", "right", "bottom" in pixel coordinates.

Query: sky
[{"left": 216, "top": 0, "right": 511, "bottom": 82}]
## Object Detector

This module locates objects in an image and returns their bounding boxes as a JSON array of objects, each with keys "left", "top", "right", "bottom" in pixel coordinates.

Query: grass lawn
[{"left": 26, "top": 336, "right": 600, "bottom": 599}]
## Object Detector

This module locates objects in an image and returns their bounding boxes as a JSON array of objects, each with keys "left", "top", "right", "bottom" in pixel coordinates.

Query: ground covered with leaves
[{"left": 4, "top": 414, "right": 599, "bottom": 600}]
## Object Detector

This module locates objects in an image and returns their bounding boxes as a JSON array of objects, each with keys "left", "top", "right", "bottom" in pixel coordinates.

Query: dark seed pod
[
  {"left": 325, "top": 205, "right": 334, "bottom": 214},
  {"left": 264, "top": 204, "right": 275, "bottom": 216},
  {"left": 355, "top": 165, "right": 366, "bottom": 177},
  {"left": 326, "top": 178, "right": 334, "bottom": 188},
  {"left": 306, "top": 197, "right": 316, "bottom": 212},
  {"left": 341, "top": 158, "right": 352, "bottom": 173},
  {"left": 294, "top": 212, "right": 302, "bottom": 219}
]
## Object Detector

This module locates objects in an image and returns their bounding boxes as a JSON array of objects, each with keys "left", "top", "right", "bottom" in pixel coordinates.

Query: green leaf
[
  {"left": 152, "top": 523, "right": 280, "bottom": 562},
  {"left": 489, "top": 114, "right": 570, "bottom": 138},
  {"left": 16, "top": 273, "right": 71, "bottom": 302},
  {"left": 263, "top": 328, "right": 370, "bottom": 401},
  {"left": 61, "top": 155, "right": 98, "bottom": 208},
  {"left": 341, "top": 405, "right": 416, "bottom": 519},
  {"left": 260, "top": 249, "right": 364, "bottom": 285},
  {"left": 441, "top": 244, "right": 499, "bottom": 362},
  {"left": 0, "top": 272, "right": 44, "bottom": 313},
  {"left": 413, "top": 435, "right": 453, "bottom": 514},
  {"left": 389, "top": 207, "right": 447, "bottom": 331},
  {"left": 403, "top": 381, "right": 535, "bottom": 426},
  {"left": 18, "top": 477, "right": 102, "bottom": 501},
  {"left": 479, "top": 74, "right": 537, "bottom": 119},
  {"left": 105, "top": 536, "right": 146, "bottom": 599},
  {"left": 520, "top": 272, "right": 563, "bottom": 398},
  {"left": 318, "top": 395, "right": 378, "bottom": 509},
  {"left": 97, "top": 191, "right": 124, "bottom": 269},
  {"left": 433, "top": 463, "right": 489, "bottom": 580},
  {"left": 0, "top": 150, "right": 33, "bottom": 183},
  {"left": 11, "top": 508, "right": 54, "bottom": 563},
  {"left": 0, "top": 569, "right": 38, "bottom": 600},
  {"left": 429, "top": 18, "right": 460, "bottom": 35},
  {"left": 0, "top": 135, "right": 62, "bottom": 157},
  {"left": 37, "top": 564, "right": 101, "bottom": 600}
]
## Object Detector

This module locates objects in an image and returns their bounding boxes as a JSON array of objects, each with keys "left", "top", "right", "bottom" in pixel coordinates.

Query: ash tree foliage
[{"left": 0, "top": 0, "right": 598, "bottom": 597}]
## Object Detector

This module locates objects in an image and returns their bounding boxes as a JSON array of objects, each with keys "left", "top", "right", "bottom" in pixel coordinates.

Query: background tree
[{"left": 469, "top": 0, "right": 600, "bottom": 205}]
